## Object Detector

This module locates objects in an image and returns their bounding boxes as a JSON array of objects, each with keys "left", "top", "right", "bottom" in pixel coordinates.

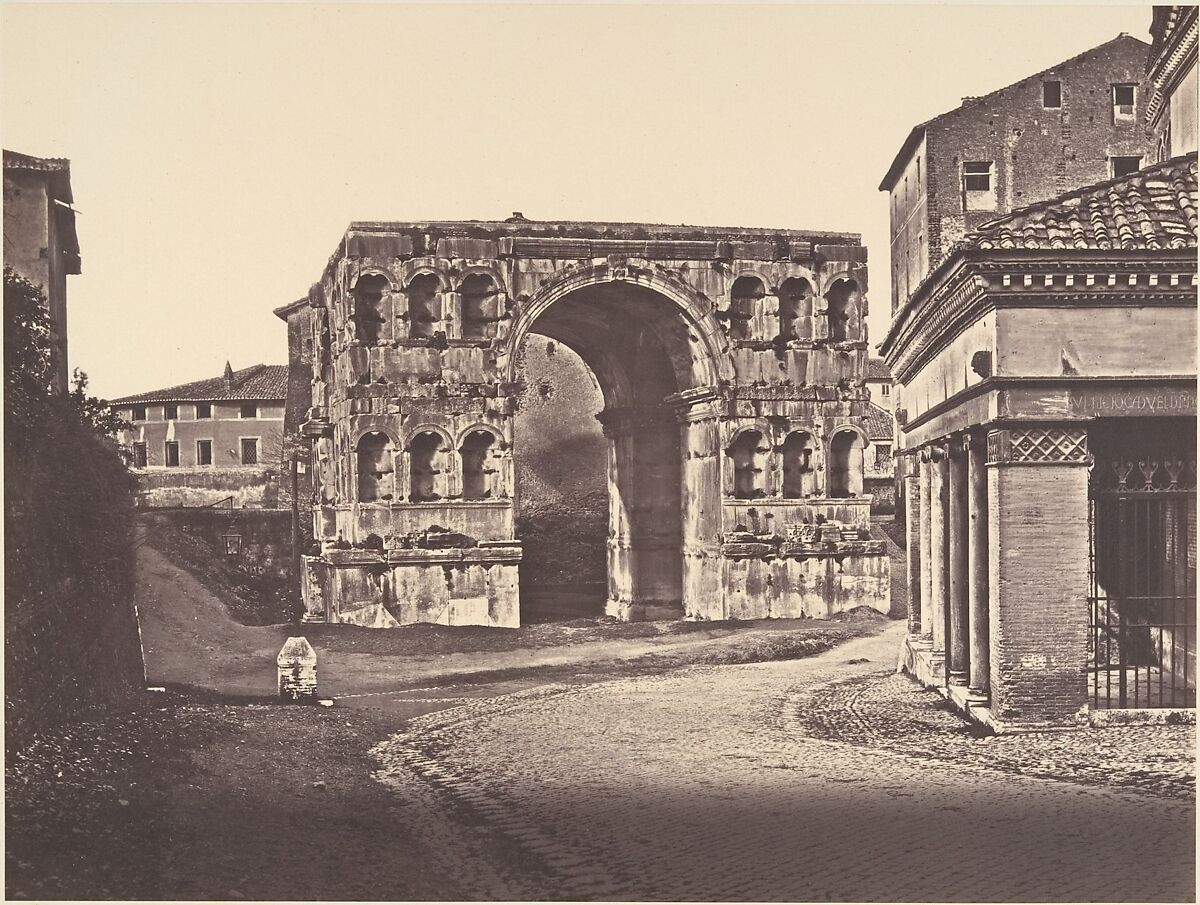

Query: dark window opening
[
  {"left": 829, "top": 430, "right": 862, "bottom": 498},
  {"left": 353, "top": 273, "right": 389, "bottom": 344},
  {"left": 132, "top": 442, "right": 147, "bottom": 468},
  {"left": 728, "top": 430, "right": 766, "bottom": 499},
  {"left": 240, "top": 403, "right": 258, "bottom": 419},
  {"left": 407, "top": 274, "right": 442, "bottom": 340},
  {"left": 356, "top": 432, "right": 394, "bottom": 502},
  {"left": 409, "top": 431, "right": 442, "bottom": 501},
  {"left": 728, "top": 276, "right": 765, "bottom": 342},
  {"left": 195, "top": 402, "right": 211, "bottom": 419},
  {"left": 777, "top": 277, "right": 812, "bottom": 341},
  {"left": 164, "top": 441, "right": 180, "bottom": 467},
  {"left": 1113, "top": 84, "right": 1136, "bottom": 122},
  {"left": 1043, "top": 81, "right": 1062, "bottom": 108},
  {"left": 880, "top": 383, "right": 891, "bottom": 397},
  {"left": 460, "top": 430, "right": 495, "bottom": 500},
  {"left": 461, "top": 274, "right": 499, "bottom": 340},
  {"left": 782, "top": 431, "right": 816, "bottom": 499},
  {"left": 164, "top": 403, "right": 178, "bottom": 420},
  {"left": 197, "top": 439, "right": 212, "bottom": 466},
  {"left": 240, "top": 438, "right": 258, "bottom": 465},
  {"left": 824, "top": 279, "right": 856, "bottom": 342},
  {"left": 963, "top": 161, "right": 992, "bottom": 192},
  {"left": 1111, "top": 156, "right": 1143, "bottom": 179},
  {"left": 132, "top": 405, "right": 146, "bottom": 421}
]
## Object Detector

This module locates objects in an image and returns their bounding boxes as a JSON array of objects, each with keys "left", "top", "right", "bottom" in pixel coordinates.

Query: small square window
[
  {"left": 132, "top": 405, "right": 146, "bottom": 421},
  {"left": 963, "top": 161, "right": 992, "bottom": 191},
  {"left": 240, "top": 438, "right": 259, "bottom": 465},
  {"left": 240, "top": 403, "right": 258, "bottom": 419},
  {"left": 197, "top": 439, "right": 213, "bottom": 466},
  {"left": 165, "top": 441, "right": 180, "bottom": 467},
  {"left": 1110, "top": 156, "right": 1142, "bottom": 179},
  {"left": 880, "top": 383, "right": 891, "bottom": 397},
  {"left": 132, "top": 442, "right": 147, "bottom": 468},
  {"left": 1043, "top": 81, "right": 1061, "bottom": 108},
  {"left": 1112, "top": 84, "right": 1136, "bottom": 121},
  {"left": 195, "top": 402, "right": 212, "bottom": 419},
  {"left": 164, "top": 403, "right": 178, "bottom": 420}
]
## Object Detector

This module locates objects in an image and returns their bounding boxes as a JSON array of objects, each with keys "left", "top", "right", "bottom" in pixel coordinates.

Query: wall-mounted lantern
[{"left": 222, "top": 533, "right": 243, "bottom": 556}]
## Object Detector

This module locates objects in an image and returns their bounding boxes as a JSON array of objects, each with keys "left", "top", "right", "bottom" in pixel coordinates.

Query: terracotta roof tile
[
  {"left": 865, "top": 357, "right": 893, "bottom": 380},
  {"left": 973, "top": 154, "right": 1197, "bottom": 252},
  {"left": 863, "top": 402, "right": 895, "bottom": 441},
  {"left": 111, "top": 364, "right": 287, "bottom": 405}
]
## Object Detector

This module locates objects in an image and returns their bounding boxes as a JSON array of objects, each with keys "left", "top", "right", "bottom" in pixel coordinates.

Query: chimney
[{"left": 224, "top": 361, "right": 234, "bottom": 391}]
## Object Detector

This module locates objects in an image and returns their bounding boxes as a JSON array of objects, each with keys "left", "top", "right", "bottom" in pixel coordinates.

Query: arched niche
[
  {"left": 408, "top": 429, "right": 448, "bottom": 501},
  {"left": 727, "top": 428, "right": 767, "bottom": 499},
  {"left": 824, "top": 278, "right": 859, "bottom": 343},
  {"left": 828, "top": 427, "right": 865, "bottom": 498},
  {"left": 407, "top": 273, "right": 442, "bottom": 339},
  {"left": 352, "top": 273, "right": 391, "bottom": 344},
  {"left": 460, "top": 274, "right": 499, "bottom": 340},
  {"left": 356, "top": 431, "right": 395, "bottom": 502},
  {"left": 729, "top": 275, "right": 765, "bottom": 342},
  {"left": 781, "top": 430, "right": 818, "bottom": 498},
  {"left": 777, "top": 277, "right": 813, "bottom": 341},
  {"left": 460, "top": 428, "right": 497, "bottom": 500}
]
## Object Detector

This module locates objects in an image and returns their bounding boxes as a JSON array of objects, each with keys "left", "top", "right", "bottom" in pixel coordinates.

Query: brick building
[
  {"left": 3, "top": 150, "right": 81, "bottom": 394},
  {"left": 112, "top": 363, "right": 287, "bottom": 508},
  {"left": 880, "top": 34, "right": 1154, "bottom": 314},
  {"left": 287, "top": 218, "right": 890, "bottom": 627},
  {"left": 882, "top": 153, "right": 1197, "bottom": 729}
]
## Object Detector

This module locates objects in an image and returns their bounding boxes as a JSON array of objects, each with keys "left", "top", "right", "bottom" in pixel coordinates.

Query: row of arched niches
[{"left": 340, "top": 268, "right": 865, "bottom": 346}]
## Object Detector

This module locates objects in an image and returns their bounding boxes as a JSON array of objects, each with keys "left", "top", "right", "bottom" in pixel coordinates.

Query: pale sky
[{"left": 2, "top": 2, "right": 1151, "bottom": 399}]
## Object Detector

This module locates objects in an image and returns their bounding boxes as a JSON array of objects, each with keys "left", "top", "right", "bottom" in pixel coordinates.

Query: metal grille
[{"left": 1089, "top": 427, "right": 1197, "bottom": 710}]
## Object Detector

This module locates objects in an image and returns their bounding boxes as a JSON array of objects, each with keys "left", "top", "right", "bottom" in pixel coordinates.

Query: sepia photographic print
[{"left": 3, "top": 2, "right": 1196, "bottom": 901}]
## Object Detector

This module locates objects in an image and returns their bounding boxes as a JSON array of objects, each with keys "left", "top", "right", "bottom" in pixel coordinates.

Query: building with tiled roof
[
  {"left": 865, "top": 356, "right": 896, "bottom": 415},
  {"left": 112, "top": 363, "right": 288, "bottom": 508},
  {"left": 879, "top": 34, "right": 1154, "bottom": 314},
  {"left": 4, "top": 149, "right": 81, "bottom": 393},
  {"left": 881, "top": 19, "right": 1197, "bottom": 732}
]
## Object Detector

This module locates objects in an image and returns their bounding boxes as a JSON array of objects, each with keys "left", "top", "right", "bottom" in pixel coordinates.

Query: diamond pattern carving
[{"left": 988, "top": 427, "right": 1089, "bottom": 465}]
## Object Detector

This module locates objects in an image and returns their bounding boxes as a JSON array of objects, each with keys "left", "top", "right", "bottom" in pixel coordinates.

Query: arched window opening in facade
[
  {"left": 829, "top": 429, "right": 864, "bottom": 498},
  {"left": 781, "top": 431, "right": 817, "bottom": 498},
  {"left": 729, "top": 276, "right": 765, "bottom": 342},
  {"left": 356, "top": 432, "right": 394, "bottom": 502},
  {"left": 728, "top": 429, "right": 766, "bottom": 499},
  {"left": 825, "top": 279, "right": 857, "bottom": 342},
  {"left": 460, "top": 274, "right": 498, "bottom": 340},
  {"left": 460, "top": 429, "right": 495, "bottom": 500},
  {"left": 353, "top": 274, "right": 389, "bottom": 344},
  {"left": 408, "top": 274, "right": 442, "bottom": 339},
  {"left": 409, "top": 431, "right": 443, "bottom": 501},
  {"left": 777, "top": 277, "right": 813, "bottom": 341}
]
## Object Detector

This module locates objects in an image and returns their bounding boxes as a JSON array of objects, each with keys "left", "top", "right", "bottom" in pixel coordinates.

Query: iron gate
[{"left": 1089, "top": 421, "right": 1196, "bottom": 710}]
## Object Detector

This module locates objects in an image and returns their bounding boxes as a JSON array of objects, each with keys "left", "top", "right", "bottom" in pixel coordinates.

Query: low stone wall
[
  {"left": 714, "top": 551, "right": 891, "bottom": 620},
  {"left": 133, "top": 467, "right": 281, "bottom": 509}
]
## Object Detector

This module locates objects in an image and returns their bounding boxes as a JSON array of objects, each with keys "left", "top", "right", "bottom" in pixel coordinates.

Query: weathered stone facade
[{"left": 293, "top": 218, "right": 890, "bottom": 627}]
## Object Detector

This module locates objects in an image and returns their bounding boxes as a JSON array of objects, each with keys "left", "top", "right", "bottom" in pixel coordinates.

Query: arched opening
[
  {"left": 408, "top": 430, "right": 443, "bottom": 501},
  {"left": 729, "top": 275, "right": 764, "bottom": 342},
  {"left": 777, "top": 277, "right": 813, "bottom": 341},
  {"left": 353, "top": 274, "right": 389, "bottom": 344},
  {"left": 829, "top": 428, "right": 864, "bottom": 498},
  {"left": 825, "top": 278, "right": 857, "bottom": 342},
  {"left": 782, "top": 430, "right": 817, "bottom": 498},
  {"left": 407, "top": 273, "right": 442, "bottom": 339},
  {"left": 356, "top": 432, "right": 395, "bottom": 502},
  {"left": 460, "top": 274, "right": 498, "bottom": 340},
  {"left": 511, "top": 277, "right": 720, "bottom": 623},
  {"left": 728, "top": 430, "right": 766, "bottom": 499},
  {"left": 460, "top": 429, "right": 495, "bottom": 500}
]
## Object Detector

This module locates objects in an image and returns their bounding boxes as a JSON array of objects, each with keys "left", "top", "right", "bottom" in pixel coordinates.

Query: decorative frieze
[{"left": 986, "top": 426, "right": 1089, "bottom": 465}]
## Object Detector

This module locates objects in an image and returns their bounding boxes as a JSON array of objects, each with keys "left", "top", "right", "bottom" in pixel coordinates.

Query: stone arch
[
  {"left": 777, "top": 276, "right": 814, "bottom": 341},
  {"left": 459, "top": 428, "right": 498, "bottom": 501},
  {"left": 351, "top": 272, "right": 391, "bottom": 344},
  {"left": 406, "top": 425, "right": 452, "bottom": 502},
  {"left": 727, "top": 427, "right": 768, "bottom": 499},
  {"left": 459, "top": 272, "right": 501, "bottom": 340},
  {"left": 355, "top": 430, "right": 396, "bottom": 503},
  {"left": 728, "top": 274, "right": 766, "bottom": 342},
  {"left": 822, "top": 276, "right": 861, "bottom": 343},
  {"left": 781, "top": 429, "right": 819, "bottom": 498},
  {"left": 405, "top": 272, "right": 444, "bottom": 339},
  {"left": 828, "top": 426, "right": 866, "bottom": 498}
]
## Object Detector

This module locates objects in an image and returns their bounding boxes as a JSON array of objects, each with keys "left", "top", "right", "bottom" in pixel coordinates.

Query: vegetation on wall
[{"left": 5, "top": 267, "right": 142, "bottom": 746}]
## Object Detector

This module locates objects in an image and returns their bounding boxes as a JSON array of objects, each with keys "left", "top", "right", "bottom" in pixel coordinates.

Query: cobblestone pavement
[{"left": 372, "top": 624, "right": 1196, "bottom": 902}]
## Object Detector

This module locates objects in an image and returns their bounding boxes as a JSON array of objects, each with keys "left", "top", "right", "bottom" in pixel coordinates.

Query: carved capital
[{"left": 987, "top": 425, "right": 1089, "bottom": 465}]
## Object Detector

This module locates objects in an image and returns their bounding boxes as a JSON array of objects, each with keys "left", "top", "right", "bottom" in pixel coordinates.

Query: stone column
[
  {"left": 903, "top": 454, "right": 922, "bottom": 636},
  {"left": 928, "top": 444, "right": 948, "bottom": 662},
  {"left": 947, "top": 435, "right": 970, "bottom": 686},
  {"left": 918, "top": 448, "right": 934, "bottom": 643},
  {"left": 986, "top": 426, "right": 1091, "bottom": 725},
  {"left": 966, "top": 431, "right": 990, "bottom": 698}
]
